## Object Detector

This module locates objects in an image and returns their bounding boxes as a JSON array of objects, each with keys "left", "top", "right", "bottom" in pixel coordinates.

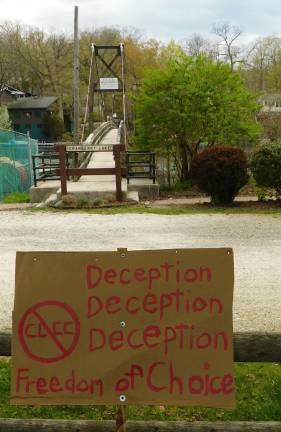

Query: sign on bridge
[
  {"left": 100, "top": 77, "right": 119, "bottom": 90},
  {"left": 66, "top": 145, "right": 114, "bottom": 152},
  {"left": 11, "top": 249, "right": 235, "bottom": 408}
]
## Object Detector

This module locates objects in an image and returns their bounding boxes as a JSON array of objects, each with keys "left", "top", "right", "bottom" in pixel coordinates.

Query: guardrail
[
  {"left": 0, "top": 332, "right": 280, "bottom": 431},
  {"left": 2, "top": 332, "right": 280, "bottom": 361},
  {"left": 38, "top": 143, "right": 55, "bottom": 154},
  {"left": 32, "top": 153, "right": 70, "bottom": 187},
  {"left": 56, "top": 144, "right": 126, "bottom": 201},
  {"left": 79, "top": 121, "right": 118, "bottom": 168},
  {"left": 126, "top": 151, "right": 156, "bottom": 184},
  {"left": 32, "top": 123, "right": 117, "bottom": 186},
  {"left": 1, "top": 419, "right": 281, "bottom": 432}
]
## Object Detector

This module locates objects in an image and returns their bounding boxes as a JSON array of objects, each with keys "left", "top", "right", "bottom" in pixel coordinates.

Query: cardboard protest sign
[{"left": 11, "top": 249, "right": 235, "bottom": 408}]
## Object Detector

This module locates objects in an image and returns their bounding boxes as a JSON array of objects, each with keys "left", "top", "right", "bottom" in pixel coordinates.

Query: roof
[
  {"left": 8, "top": 96, "right": 57, "bottom": 110},
  {"left": 259, "top": 94, "right": 281, "bottom": 103},
  {"left": 1, "top": 84, "right": 25, "bottom": 96}
]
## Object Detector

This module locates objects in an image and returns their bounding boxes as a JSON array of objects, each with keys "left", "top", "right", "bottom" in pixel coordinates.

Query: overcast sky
[{"left": 0, "top": 0, "right": 280, "bottom": 43}]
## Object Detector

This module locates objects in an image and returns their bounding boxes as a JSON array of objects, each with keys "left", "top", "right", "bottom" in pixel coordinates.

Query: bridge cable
[
  {"left": 80, "top": 43, "right": 95, "bottom": 144},
  {"left": 120, "top": 43, "right": 127, "bottom": 148}
]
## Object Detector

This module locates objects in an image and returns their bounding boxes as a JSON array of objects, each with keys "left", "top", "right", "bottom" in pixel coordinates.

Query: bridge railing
[
  {"left": 126, "top": 151, "right": 156, "bottom": 184},
  {"left": 32, "top": 122, "right": 117, "bottom": 186},
  {"left": 78, "top": 121, "right": 117, "bottom": 169},
  {"left": 55, "top": 143, "right": 126, "bottom": 201}
]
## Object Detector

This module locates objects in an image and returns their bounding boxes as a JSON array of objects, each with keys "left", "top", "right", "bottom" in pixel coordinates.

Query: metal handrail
[
  {"left": 32, "top": 122, "right": 117, "bottom": 186},
  {"left": 32, "top": 153, "right": 70, "bottom": 187},
  {"left": 126, "top": 151, "right": 156, "bottom": 184}
]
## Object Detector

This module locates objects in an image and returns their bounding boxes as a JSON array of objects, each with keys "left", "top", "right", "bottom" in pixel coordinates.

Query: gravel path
[{"left": 0, "top": 210, "right": 280, "bottom": 332}]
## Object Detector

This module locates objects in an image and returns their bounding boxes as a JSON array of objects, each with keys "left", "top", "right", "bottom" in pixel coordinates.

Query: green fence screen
[{"left": 0, "top": 129, "right": 38, "bottom": 201}]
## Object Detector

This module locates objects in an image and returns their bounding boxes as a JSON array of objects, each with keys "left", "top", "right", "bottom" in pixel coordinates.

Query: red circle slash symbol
[{"left": 18, "top": 300, "right": 80, "bottom": 364}]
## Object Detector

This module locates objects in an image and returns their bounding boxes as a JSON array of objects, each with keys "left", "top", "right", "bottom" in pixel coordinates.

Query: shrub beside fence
[{"left": 0, "top": 130, "right": 38, "bottom": 201}]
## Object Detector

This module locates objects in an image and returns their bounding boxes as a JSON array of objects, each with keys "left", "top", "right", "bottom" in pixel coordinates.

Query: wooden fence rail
[
  {"left": 1, "top": 332, "right": 281, "bottom": 362},
  {"left": 0, "top": 419, "right": 281, "bottom": 432},
  {"left": 1, "top": 332, "right": 281, "bottom": 431}
]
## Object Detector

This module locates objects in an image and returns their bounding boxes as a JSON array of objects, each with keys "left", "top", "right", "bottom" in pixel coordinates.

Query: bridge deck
[
  {"left": 65, "top": 128, "right": 127, "bottom": 197},
  {"left": 30, "top": 127, "right": 159, "bottom": 203}
]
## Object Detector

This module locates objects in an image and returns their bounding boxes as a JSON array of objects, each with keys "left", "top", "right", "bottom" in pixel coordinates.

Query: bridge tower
[{"left": 82, "top": 44, "right": 127, "bottom": 146}]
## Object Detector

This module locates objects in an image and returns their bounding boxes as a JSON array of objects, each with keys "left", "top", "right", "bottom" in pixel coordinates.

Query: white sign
[
  {"left": 100, "top": 77, "right": 119, "bottom": 90},
  {"left": 66, "top": 145, "right": 114, "bottom": 152}
]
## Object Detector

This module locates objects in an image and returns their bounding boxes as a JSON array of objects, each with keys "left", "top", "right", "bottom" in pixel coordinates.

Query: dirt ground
[{"left": 0, "top": 210, "right": 280, "bottom": 333}]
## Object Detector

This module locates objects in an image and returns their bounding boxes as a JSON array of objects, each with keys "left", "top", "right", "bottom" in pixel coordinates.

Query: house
[
  {"left": 7, "top": 96, "right": 58, "bottom": 141},
  {"left": 259, "top": 94, "right": 281, "bottom": 113},
  {"left": 0, "top": 84, "right": 32, "bottom": 104}
]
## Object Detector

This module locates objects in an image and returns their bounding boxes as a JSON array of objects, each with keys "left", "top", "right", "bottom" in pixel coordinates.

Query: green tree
[
  {"left": 0, "top": 105, "right": 11, "bottom": 129},
  {"left": 42, "top": 112, "right": 64, "bottom": 141},
  {"left": 134, "top": 54, "right": 261, "bottom": 181}
]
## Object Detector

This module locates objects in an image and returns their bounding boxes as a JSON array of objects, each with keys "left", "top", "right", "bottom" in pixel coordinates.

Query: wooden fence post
[
  {"left": 55, "top": 144, "right": 68, "bottom": 196},
  {"left": 114, "top": 145, "right": 122, "bottom": 202},
  {"left": 116, "top": 405, "right": 126, "bottom": 432}
]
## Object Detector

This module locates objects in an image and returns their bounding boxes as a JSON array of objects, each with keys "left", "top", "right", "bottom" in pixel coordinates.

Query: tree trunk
[
  {"left": 166, "top": 153, "right": 171, "bottom": 187},
  {"left": 179, "top": 141, "right": 189, "bottom": 182},
  {"left": 57, "top": 94, "right": 64, "bottom": 122}
]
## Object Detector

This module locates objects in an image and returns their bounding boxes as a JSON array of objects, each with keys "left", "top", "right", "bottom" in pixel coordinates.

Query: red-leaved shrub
[{"left": 190, "top": 147, "right": 248, "bottom": 204}]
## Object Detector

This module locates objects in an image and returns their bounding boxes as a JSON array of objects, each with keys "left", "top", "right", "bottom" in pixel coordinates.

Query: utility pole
[{"left": 73, "top": 5, "right": 80, "bottom": 147}]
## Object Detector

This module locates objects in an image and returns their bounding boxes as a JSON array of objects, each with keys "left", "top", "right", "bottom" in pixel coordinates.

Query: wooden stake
[{"left": 116, "top": 405, "right": 126, "bottom": 432}]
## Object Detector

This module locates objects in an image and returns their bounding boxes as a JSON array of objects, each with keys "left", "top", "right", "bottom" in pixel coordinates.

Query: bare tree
[
  {"left": 185, "top": 34, "right": 207, "bottom": 56},
  {"left": 0, "top": 23, "right": 72, "bottom": 120},
  {"left": 212, "top": 22, "right": 243, "bottom": 70},
  {"left": 181, "top": 33, "right": 219, "bottom": 60}
]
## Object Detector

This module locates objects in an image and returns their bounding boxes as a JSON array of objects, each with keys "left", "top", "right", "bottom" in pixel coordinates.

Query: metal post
[
  {"left": 88, "top": 43, "right": 95, "bottom": 135},
  {"left": 32, "top": 156, "right": 37, "bottom": 187},
  {"left": 114, "top": 145, "right": 122, "bottom": 201},
  {"left": 120, "top": 44, "right": 127, "bottom": 149},
  {"left": 27, "top": 131, "right": 33, "bottom": 186}
]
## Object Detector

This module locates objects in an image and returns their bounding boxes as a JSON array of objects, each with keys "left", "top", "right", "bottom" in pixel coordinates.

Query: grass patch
[
  {"left": 1, "top": 360, "right": 281, "bottom": 420},
  {"left": 29, "top": 203, "right": 281, "bottom": 216},
  {"left": 3, "top": 192, "right": 30, "bottom": 204}
]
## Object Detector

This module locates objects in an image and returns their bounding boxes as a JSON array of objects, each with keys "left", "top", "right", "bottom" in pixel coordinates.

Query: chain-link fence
[{"left": 0, "top": 129, "right": 38, "bottom": 201}]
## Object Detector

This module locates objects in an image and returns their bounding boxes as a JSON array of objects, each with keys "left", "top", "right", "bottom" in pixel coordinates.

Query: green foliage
[
  {"left": 42, "top": 112, "right": 65, "bottom": 141},
  {"left": 92, "top": 197, "right": 104, "bottom": 206},
  {"left": 134, "top": 54, "right": 261, "bottom": 181},
  {"left": 77, "top": 198, "right": 89, "bottom": 208},
  {"left": 3, "top": 192, "right": 30, "bottom": 203},
  {"left": 61, "top": 132, "right": 73, "bottom": 142},
  {"left": 0, "top": 106, "right": 12, "bottom": 129},
  {"left": 251, "top": 143, "right": 281, "bottom": 198},
  {"left": 190, "top": 147, "right": 249, "bottom": 204}
]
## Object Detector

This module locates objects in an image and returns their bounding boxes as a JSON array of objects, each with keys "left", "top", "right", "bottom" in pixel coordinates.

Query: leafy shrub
[
  {"left": 92, "top": 197, "right": 104, "bottom": 207},
  {"left": 61, "top": 132, "right": 74, "bottom": 142},
  {"left": 77, "top": 198, "right": 89, "bottom": 208},
  {"left": 43, "top": 112, "right": 64, "bottom": 141},
  {"left": 190, "top": 147, "right": 249, "bottom": 204},
  {"left": 251, "top": 143, "right": 281, "bottom": 198},
  {"left": 0, "top": 106, "right": 12, "bottom": 129}
]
